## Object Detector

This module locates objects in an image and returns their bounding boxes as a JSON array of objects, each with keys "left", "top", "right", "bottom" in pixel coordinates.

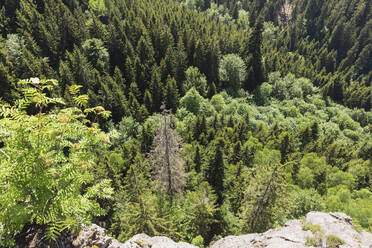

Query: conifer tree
[
  {"left": 112, "top": 66, "right": 126, "bottom": 91},
  {"left": 143, "top": 89, "right": 153, "bottom": 113},
  {"left": 174, "top": 38, "right": 188, "bottom": 93},
  {"left": 164, "top": 76, "right": 179, "bottom": 110},
  {"left": 239, "top": 149, "right": 288, "bottom": 233},
  {"left": 150, "top": 66, "right": 163, "bottom": 112},
  {"left": 150, "top": 107, "right": 186, "bottom": 198},
  {"left": 194, "top": 145, "right": 202, "bottom": 173},
  {"left": 124, "top": 57, "right": 136, "bottom": 86},
  {"left": 141, "top": 122, "right": 154, "bottom": 153},
  {"left": 206, "top": 138, "right": 226, "bottom": 205},
  {"left": 117, "top": 154, "right": 170, "bottom": 241},
  {"left": 245, "top": 16, "right": 264, "bottom": 90}
]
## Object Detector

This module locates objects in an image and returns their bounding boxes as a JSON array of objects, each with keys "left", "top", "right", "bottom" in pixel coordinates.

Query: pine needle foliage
[
  {"left": 116, "top": 154, "right": 171, "bottom": 241},
  {"left": 239, "top": 149, "right": 289, "bottom": 233}
]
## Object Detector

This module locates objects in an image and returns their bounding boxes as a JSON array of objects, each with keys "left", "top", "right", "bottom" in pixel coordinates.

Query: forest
[{"left": 0, "top": 0, "right": 371, "bottom": 246}]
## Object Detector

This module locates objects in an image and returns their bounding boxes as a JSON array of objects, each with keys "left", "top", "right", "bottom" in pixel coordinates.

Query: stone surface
[
  {"left": 73, "top": 225, "right": 198, "bottom": 248},
  {"left": 71, "top": 212, "right": 372, "bottom": 248},
  {"left": 211, "top": 212, "right": 372, "bottom": 248}
]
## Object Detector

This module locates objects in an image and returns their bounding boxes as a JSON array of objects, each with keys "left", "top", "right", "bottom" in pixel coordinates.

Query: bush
[
  {"left": 191, "top": 235, "right": 204, "bottom": 247},
  {"left": 303, "top": 223, "right": 324, "bottom": 247},
  {"left": 326, "top": 235, "right": 345, "bottom": 248},
  {"left": 0, "top": 80, "right": 113, "bottom": 246}
]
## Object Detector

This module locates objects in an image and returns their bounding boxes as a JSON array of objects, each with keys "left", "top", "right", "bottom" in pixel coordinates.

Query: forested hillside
[
  {"left": 186, "top": 0, "right": 372, "bottom": 110},
  {"left": 0, "top": 0, "right": 371, "bottom": 247}
]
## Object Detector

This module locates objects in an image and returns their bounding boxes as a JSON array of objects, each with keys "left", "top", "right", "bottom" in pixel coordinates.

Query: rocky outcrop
[
  {"left": 72, "top": 224, "right": 198, "bottom": 248},
  {"left": 211, "top": 212, "right": 372, "bottom": 248},
  {"left": 71, "top": 212, "right": 372, "bottom": 248}
]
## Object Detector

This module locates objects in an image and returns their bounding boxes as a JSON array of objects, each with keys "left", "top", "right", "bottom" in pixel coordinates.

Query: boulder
[
  {"left": 71, "top": 212, "right": 372, "bottom": 248},
  {"left": 73, "top": 225, "right": 197, "bottom": 248},
  {"left": 211, "top": 212, "right": 372, "bottom": 248}
]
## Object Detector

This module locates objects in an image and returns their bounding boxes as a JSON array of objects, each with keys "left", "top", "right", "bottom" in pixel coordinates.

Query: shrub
[
  {"left": 303, "top": 223, "right": 324, "bottom": 247},
  {"left": 0, "top": 80, "right": 113, "bottom": 246},
  {"left": 191, "top": 235, "right": 204, "bottom": 247},
  {"left": 326, "top": 235, "right": 345, "bottom": 248}
]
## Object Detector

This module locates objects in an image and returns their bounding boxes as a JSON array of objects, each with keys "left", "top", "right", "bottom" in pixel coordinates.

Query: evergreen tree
[
  {"left": 143, "top": 89, "right": 153, "bottom": 113},
  {"left": 164, "top": 76, "right": 179, "bottom": 111},
  {"left": 239, "top": 149, "right": 288, "bottom": 233},
  {"left": 150, "top": 66, "right": 163, "bottom": 112},
  {"left": 207, "top": 82, "right": 217, "bottom": 98},
  {"left": 206, "top": 138, "right": 226, "bottom": 205},
  {"left": 117, "top": 155, "right": 170, "bottom": 241},
  {"left": 245, "top": 16, "right": 264, "bottom": 90},
  {"left": 194, "top": 145, "right": 202, "bottom": 173}
]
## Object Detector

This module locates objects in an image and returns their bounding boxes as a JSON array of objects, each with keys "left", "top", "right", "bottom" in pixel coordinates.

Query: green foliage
[
  {"left": 297, "top": 167, "right": 314, "bottom": 189},
  {"left": 5, "top": 34, "right": 24, "bottom": 69},
  {"left": 88, "top": 0, "right": 107, "bottom": 16},
  {"left": 0, "top": 79, "right": 112, "bottom": 246},
  {"left": 82, "top": 38, "right": 109, "bottom": 70},
  {"left": 210, "top": 94, "right": 225, "bottom": 112},
  {"left": 205, "top": 138, "right": 226, "bottom": 204},
  {"left": 303, "top": 223, "right": 324, "bottom": 246},
  {"left": 325, "top": 186, "right": 372, "bottom": 232},
  {"left": 239, "top": 149, "right": 288, "bottom": 233},
  {"left": 326, "top": 235, "right": 345, "bottom": 248},
  {"left": 328, "top": 168, "right": 355, "bottom": 190},
  {"left": 219, "top": 54, "right": 246, "bottom": 95},
  {"left": 245, "top": 17, "right": 264, "bottom": 89},
  {"left": 116, "top": 157, "right": 171, "bottom": 241},
  {"left": 0, "top": 0, "right": 371, "bottom": 245},
  {"left": 180, "top": 87, "right": 204, "bottom": 115},
  {"left": 164, "top": 76, "right": 180, "bottom": 110},
  {"left": 255, "top": 82, "right": 272, "bottom": 106},
  {"left": 184, "top": 67, "right": 207, "bottom": 97},
  {"left": 288, "top": 188, "right": 325, "bottom": 219},
  {"left": 175, "top": 182, "right": 217, "bottom": 242},
  {"left": 298, "top": 153, "right": 329, "bottom": 194},
  {"left": 191, "top": 235, "right": 204, "bottom": 247}
]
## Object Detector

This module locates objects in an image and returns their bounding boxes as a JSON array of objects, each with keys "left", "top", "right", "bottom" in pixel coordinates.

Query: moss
[{"left": 326, "top": 235, "right": 345, "bottom": 248}]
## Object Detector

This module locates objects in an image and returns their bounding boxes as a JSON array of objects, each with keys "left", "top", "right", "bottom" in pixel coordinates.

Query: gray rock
[
  {"left": 211, "top": 212, "right": 372, "bottom": 248},
  {"left": 72, "top": 212, "right": 372, "bottom": 248},
  {"left": 121, "top": 233, "right": 198, "bottom": 248},
  {"left": 73, "top": 226, "right": 197, "bottom": 248},
  {"left": 72, "top": 224, "right": 114, "bottom": 248}
]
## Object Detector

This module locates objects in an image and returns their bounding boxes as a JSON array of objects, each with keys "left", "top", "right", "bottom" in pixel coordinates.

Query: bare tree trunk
[
  {"left": 164, "top": 115, "right": 173, "bottom": 198},
  {"left": 150, "top": 106, "right": 186, "bottom": 198}
]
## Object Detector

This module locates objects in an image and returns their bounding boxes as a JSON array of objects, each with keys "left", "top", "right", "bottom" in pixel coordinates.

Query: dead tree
[{"left": 150, "top": 105, "right": 186, "bottom": 198}]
